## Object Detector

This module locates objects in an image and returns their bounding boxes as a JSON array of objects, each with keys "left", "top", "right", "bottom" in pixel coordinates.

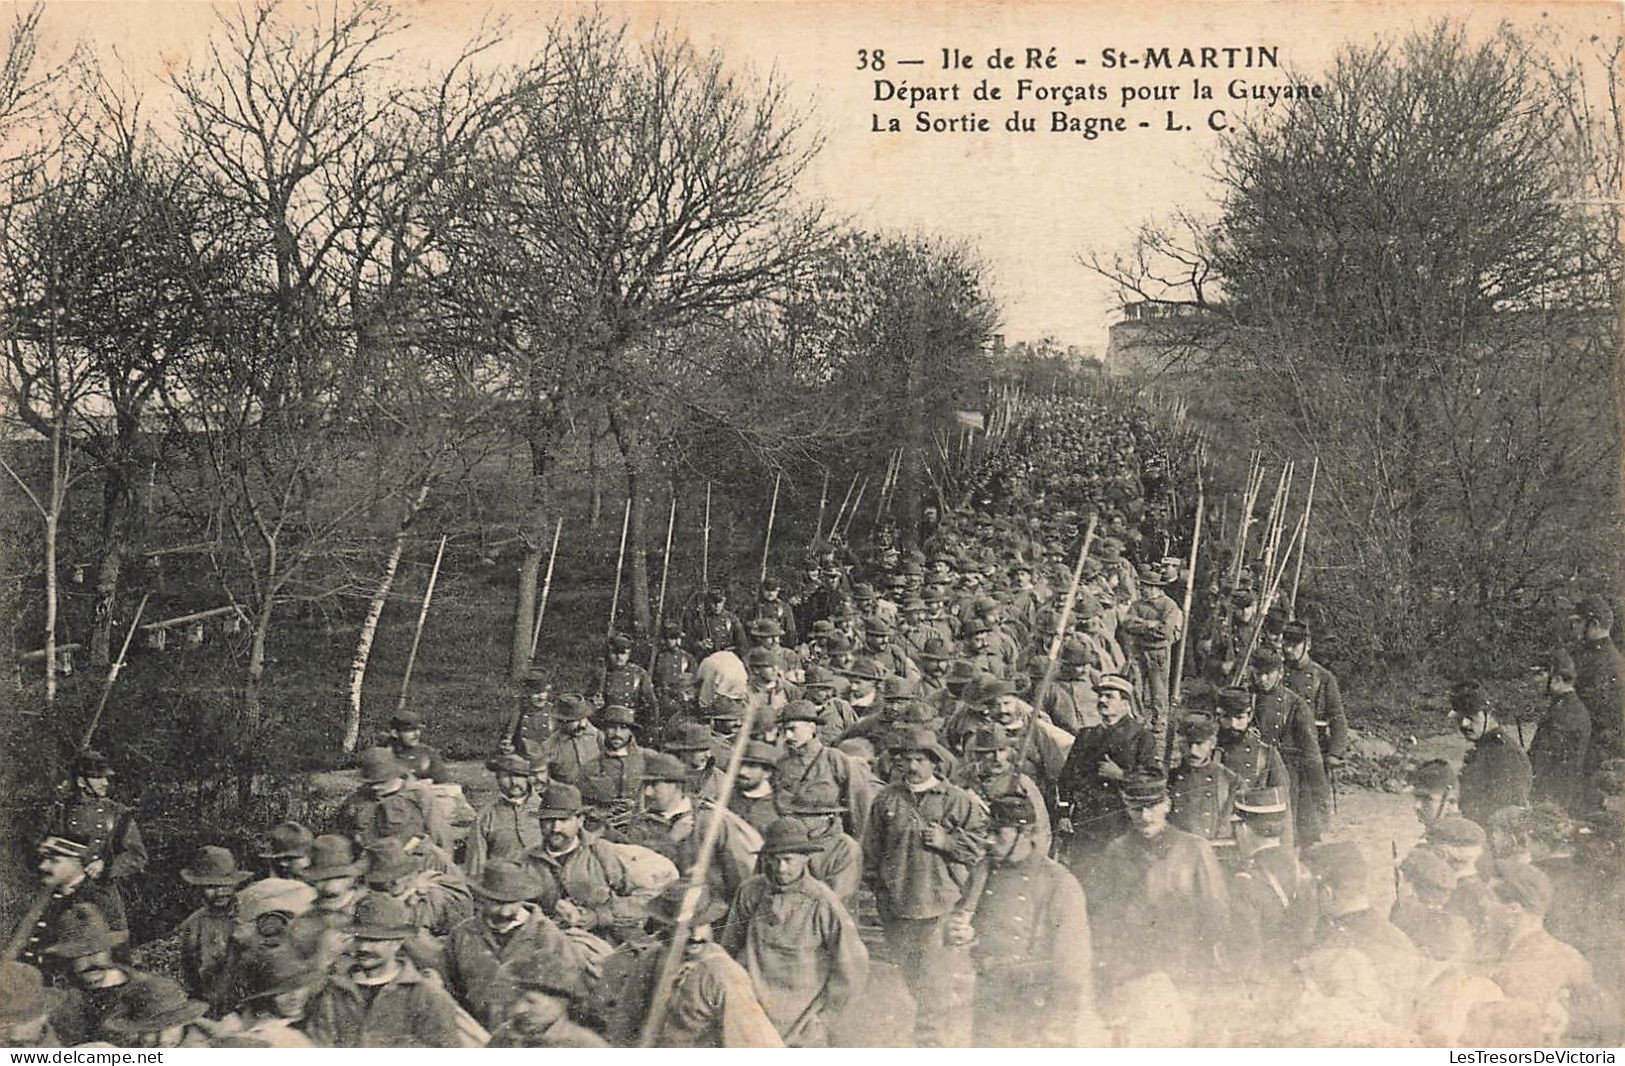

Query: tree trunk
[
  {"left": 245, "top": 594, "right": 274, "bottom": 734},
  {"left": 43, "top": 509, "right": 57, "bottom": 708},
  {"left": 344, "top": 479, "right": 432, "bottom": 754},
  {"left": 588, "top": 432, "right": 603, "bottom": 528}
]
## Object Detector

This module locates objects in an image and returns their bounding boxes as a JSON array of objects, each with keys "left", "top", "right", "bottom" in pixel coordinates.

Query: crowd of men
[{"left": 3, "top": 394, "right": 1621, "bottom": 1048}]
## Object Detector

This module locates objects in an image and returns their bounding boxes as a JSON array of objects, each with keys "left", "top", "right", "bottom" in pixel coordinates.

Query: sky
[{"left": 22, "top": 0, "right": 1620, "bottom": 352}]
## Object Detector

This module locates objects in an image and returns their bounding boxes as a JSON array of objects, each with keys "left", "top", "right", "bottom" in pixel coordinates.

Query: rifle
[
  {"left": 397, "top": 535, "right": 448, "bottom": 715},
  {"left": 760, "top": 471, "right": 782, "bottom": 584},
  {"left": 608, "top": 498, "right": 631, "bottom": 635},
  {"left": 9, "top": 597, "right": 149, "bottom": 960}
]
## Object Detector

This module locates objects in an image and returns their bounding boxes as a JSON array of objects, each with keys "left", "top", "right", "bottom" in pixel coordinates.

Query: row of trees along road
[
  {"left": 1088, "top": 21, "right": 1623, "bottom": 675},
  {"left": 0, "top": 3, "right": 999, "bottom": 759}
]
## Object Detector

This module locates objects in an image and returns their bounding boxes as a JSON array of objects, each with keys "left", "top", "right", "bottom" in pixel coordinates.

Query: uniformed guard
[
  {"left": 1454, "top": 682, "right": 1532, "bottom": 827},
  {"left": 595, "top": 635, "right": 661, "bottom": 737},
  {"left": 19, "top": 836, "right": 127, "bottom": 975},
  {"left": 1250, "top": 650, "right": 1329, "bottom": 844},
  {"left": 1169, "top": 714, "right": 1241, "bottom": 845},
  {"left": 56, "top": 750, "right": 146, "bottom": 888},
  {"left": 1281, "top": 620, "right": 1348, "bottom": 770}
]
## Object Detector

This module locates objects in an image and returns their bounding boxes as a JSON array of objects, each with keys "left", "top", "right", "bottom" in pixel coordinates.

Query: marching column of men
[{"left": 5, "top": 394, "right": 1621, "bottom": 1048}]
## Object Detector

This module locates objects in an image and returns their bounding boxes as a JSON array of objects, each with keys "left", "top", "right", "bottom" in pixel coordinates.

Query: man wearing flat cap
[
  {"left": 441, "top": 860, "right": 586, "bottom": 1030},
  {"left": 721, "top": 819, "right": 868, "bottom": 1046},
  {"left": 20, "top": 836, "right": 128, "bottom": 973},
  {"left": 593, "top": 634, "right": 660, "bottom": 736},
  {"left": 863, "top": 727, "right": 986, "bottom": 1047},
  {"left": 1389, "top": 848, "right": 1473, "bottom": 962},
  {"left": 1090, "top": 769, "right": 1228, "bottom": 987},
  {"left": 608, "top": 880, "right": 782, "bottom": 1048},
  {"left": 1251, "top": 649, "right": 1330, "bottom": 844},
  {"left": 1057, "top": 673, "right": 1159, "bottom": 865},
  {"left": 170, "top": 845, "right": 252, "bottom": 1016},
  {"left": 54, "top": 749, "right": 146, "bottom": 890},
  {"left": 465, "top": 752, "right": 545, "bottom": 879},
  {"left": 967, "top": 794, "right": 1099, "bottom": 1047},
  {"left": 1486, "top": 860, "right": 1596, "bottom": 1007}
]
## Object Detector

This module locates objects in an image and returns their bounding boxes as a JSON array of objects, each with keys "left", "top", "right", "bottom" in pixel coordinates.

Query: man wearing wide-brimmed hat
[
  {"left": 54, "top": 749, "right": 146, "bottom": 889},
  {"left": 863, "top": 726, "right": 985, "bottom": 1047},
  {"left": 39, "top": 902, "right": 136, "bottom": 1045},
  {"left": 1120, "top": 559, "right": 1184, "bottom": 746},
  {"left": 606, "top": 880, "right": 782, "bottom": 1048},
  {"left": 529, "top": 694, "right": 601, "bottom": 786},
  {"left": 441, "top": 860, "right": 586, "bottom": 1030},
  {"left": 466, "top": 752, "right": 545, "bottom": 879},
  {"left": 1092, "top": 769, "right": 1228, "bottom": 987},
  {"left": 577, "top": 704, "right": 656, "bottom": 815},
  {"left": 957, "top": 725, "right": 1053, "bottom": 858},
  {"left": 256, "top": 821, "right": 316, "bottom": 880},
  {"left": 170, "top": 845, "right": 251, "bottom": 1016},
  {"left": 362, "top": 836, "right": 472, "bottom": 939},
  {"left": 664, "top": 720, "right": 727, "bottom": 801},
  {"left": 781, "top": 783, "right": 862, "bottom": 911},
  {"left": 727, "top": 739, "right": 784, "bottom": 836},
  {"left": 301, "top": 835, "right": 367, "bottom": 965},
  {"left": 334, "top": 749, "right": 454, "bottom": 855},
  {"left": 520, "top": 782, "right": 676, "bottom": 942},
  {"left": 99, "top": 974, "right": 211, "bottom": 1048},
  {"left": 720, "top": 819, "right": 868, "bottom": 1047},
  {"left": 303, "top": 895, "right": 473, "bottom": 1047},
  {"left": 775, "top": 699, "right": 873, "bottom": 841},
  {"left": 486, "top": 955, "right": 607, "bottom": 1047},
  {"left": 217, "top": 949, "right": 321, "bottom": 1048},
  {"left": 0, "top": 961, "right": 65, "bottom": 1047},
  {"left": 967, "top": 794, "right": 1098, "bottom": 1048},
  {"left": 627, "top": 753, "right": 761, "bottom": 919},
  {"left": 800, "top": 665, "right": 857, "bottom": 744},
  {"left": 20, "top": 836, "right": 127, "bottom": 972}
]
